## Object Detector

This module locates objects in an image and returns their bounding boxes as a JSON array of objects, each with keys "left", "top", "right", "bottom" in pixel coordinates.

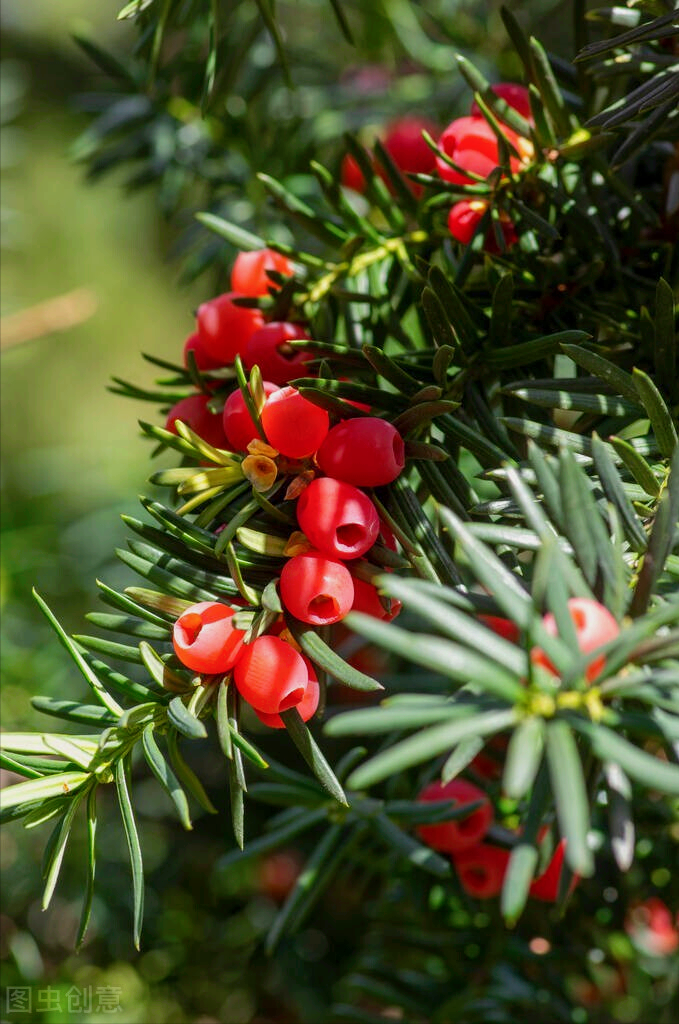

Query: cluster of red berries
[
  {"left": 172, "top": 603, "right": 320, "bottom": 728},
  {"left": 165, "top": 245, "right": 308, "bottom": 450},
  {"left": 417, "top": 777, "right": 568, "bottom": 902},
  {"left": 163, "top": 247, "right": 409, "bottom": 726},
  {"left": 414, "top": 598, "right": 621, "bottom": 901},
  {"left": 341, "top": 84, "right": 534, "bottom": 250}
]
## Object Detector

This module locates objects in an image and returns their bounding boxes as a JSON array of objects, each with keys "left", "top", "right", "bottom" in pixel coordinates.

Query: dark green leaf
[
  {"left": 632, "top": 368, "right": 678, "bottom": 458},
  {"left": 76, "top": 787, "right": 98, "bottom": 950},
  {"left": 347, "top": 709, "right": 517, "bottom": 789},
  {"left": 591, "top": 434, "right": 648, "bottom": 552},
  {"left": 572, "top": 719, "right": 679, "bottom": 795},
  {"left": 609, "top": 436, "right": 661, "bottom": 497},
  {"left": 33, "top": 590, "right": 123, "bottom": 717},
  {"left": 284, "top": 614, "right": 383, "bottom": 692},
  {"left": 115, "top": 758, "right": 144, "bottom": 950},
  {"left": 604, "top": 762, "right": 634, "bottom": 872},
  {"left": 142, "top": 724, "right": 192, "bottom": 830},
  {"left": 168, "top": 695, "right": 207, "bottom": 740},
  {"left": 545, "top": 721, "right": 594, "bottom": 876},
  {"left": 280, "top": 708, "right": 348, "bottom": 806},
  {"left": 166, "top": 729, "right": 217, "bottom": 815},
  {"left": 372, "top": 814, "right": 451, "bottom": 877},
  {"left": 42, "top": 789, "right": 86, "bottom": 910},
  {"left": 502, "top": 719, "right": 544, "bottom": 799}
]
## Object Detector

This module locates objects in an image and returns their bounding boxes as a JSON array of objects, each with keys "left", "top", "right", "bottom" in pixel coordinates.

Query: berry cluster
[
  {"left": 341, "top": 84, "right": 534, "bottom": 250},
  {"left": 161, "top": 247, "right": 408, "bottom": 728},
  {"left": 417, "top": 778, "right": 568, "bottom": 902},
  {"left": 414, "top": 598, "right": 621, "bottom": 901}
]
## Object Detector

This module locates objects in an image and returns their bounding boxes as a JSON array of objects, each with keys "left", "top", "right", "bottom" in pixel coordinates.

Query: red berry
[
  {"left": 244, "top": 322, "right": 312, "bottom": 385},
  {"left": 626, "top": 898, "right": 679, "bottom": 957},
  {"left": 183, "top": 331, "right": 224, "bottom": 373},
  {"left": 196, "top": 292, "right": 265, "bottom": 364},
  {"left": 222, "top": 381, "right": 279, "bottom": 452},
  {"left": 384, "top": 117, "right": 439, "bottom": 176},
  {"left": 470, "top": 83, "right": 533, "bottom": 123},
  {"left": 447, "top": 201, "right": 517, "bottom": 251},
  {"left": 254, "top": 658, "right": 320, "bottom": 728},
  {"left": 280, "top": 551, "right": 354, "bottom": 625},
  {"left": 165, "top": 393, "right": 228, "bottom": 449},
  {"left": 532, "top": 597, "right": 620, "bottom": 682},
  {"left": 230, "top": 248, "right": 293, "bottom": 297},
  {"left": 479, "top": 615, "right": 521, "bottom": 643},
  {"left": 383, "top": 116, "right": 439, "bottom": 195},
  {"left": 454, "top": 843, "right": 510, "bottom": 899},
  {"left": 529, "top": 838, "right": 567, "bottom": 902},
  {"left": 261, "top": 386, "right": 330, "bottom": 459},
  {"left": 416, "top": 779, "right": 493, "bottom": 854},
  {"left": 296, "top": 477, "right": 380, "bottom": 560},
  {"left": 173, "top": 601, "right": 245, "bottom": 674},
  {"left": 447, "top": 200, "right": 488, "bottom": 245},
  {"left": 351, "top": 576, "right": 402, "bottom": 621},
  {"left": 234, "top": 635, "right": 308, "bottom": 714},
  {"left": 316, "top": 418, "right": 405, "bottom": 487},
  {"left": 341, "top": 153, "right": 368, "bottom": 193},
  {"left": 435, "top": 116, "right": 527, "bottom": 186}
]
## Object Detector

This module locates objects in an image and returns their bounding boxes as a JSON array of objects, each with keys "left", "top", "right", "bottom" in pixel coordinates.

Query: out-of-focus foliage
[{"left": 1, "top": 2, "right": 678, "bottom": 1023}]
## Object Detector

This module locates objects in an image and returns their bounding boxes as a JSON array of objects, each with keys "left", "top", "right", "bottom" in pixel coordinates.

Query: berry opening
[
  {"left": 179, "top": 612, "right": 203, "bottom": 645},
  {"left": 335, "top": 524, "right": 368, "bottom": 549},
  {"left": 278, "top": 687, "right": 306, "bottom": 712},
  {"left": 393, "top": 432, "right": 405, "bottom": 466},
  {"left": 308, "top": 594, "right": 340, "bottom": 619}
]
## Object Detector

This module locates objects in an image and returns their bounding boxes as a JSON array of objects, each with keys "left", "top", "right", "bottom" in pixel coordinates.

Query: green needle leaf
[
  {"left": 76, "top": 787, "right": 98, "bottom": 950},
  {"left": 632, "top": 368, "right": 678, "bottom": 458},
  {"left": 502, "top": 719, "right": 544, "bottom": 799},
  {"left": 0, "top": 771, "right": 90, "bottom": 812},
  {"left": 545, "top": 721, "right": 594, "bottom": 877},
  {"left": 280, "top": 708, "right": 348, "bottom": 806},
  {"left": 42, "top": 789, "right": 87, "bottom": 911},
  {"left": 167, "top": 695, "right": 208, "bottom": 740},
  {"left": 347, "top": 709, "right": 517, "bottom": 790},
  {"left": 142, "top": 724, "right": 192, "bottom": 830},
  {"left": 372, "top": 814, "right": 451, "bottom": 877},
  {"left": 115, "top": 758, "right": 144, "bottom": 950},
  {"left": 33, "top": 590, "right": 123, "bottom": 717}
]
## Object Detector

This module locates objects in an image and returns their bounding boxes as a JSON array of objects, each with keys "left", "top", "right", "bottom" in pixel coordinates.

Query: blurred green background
[{"left": 2, "top": 3, "right": 677, "bottom": 1023}]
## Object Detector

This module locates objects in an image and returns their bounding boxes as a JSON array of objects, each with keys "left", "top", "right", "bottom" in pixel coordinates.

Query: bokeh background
[{"left": 2, "top": 2, "right": 677, "bottom": 1022}]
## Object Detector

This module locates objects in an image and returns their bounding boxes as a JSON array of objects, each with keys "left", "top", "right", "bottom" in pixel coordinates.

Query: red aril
[
  {"left": 244, "top": 322, "right": 312, "bottom": 385},
  {"left": 479, "top": 615, "right": 521, "bottom": 643},
  {"left": 416, "top": 778, "right": 493, "bottom": 854},
  {"left": 222, "top": 381, "right": 279, "bottom": 452},
  {"left": 196, "top": 292, "right": 265, "bottom": 364},
  {"left": 233, "top": 635, "right": 308, "bottom": 714},
  {"left": 280, "top": 551, "right": 354, "bottom": 625},
  {"left": 532, "top": 597, "right": 620, "bottom": 682},
  {"left": 529, "top": 838, "right": 569, "bottom": 902},
  {"left": 454, "top": 843, "right": 510, "bottom": 899},
  {"left": 341, "top": 152, "right": 368, "bottom": 193},
  {"left": 436, "top": 116, "right": 528, "bottom": 186},
  {"left": 165, "top": 393, "right": 228, "bottom": 450},
  {"left": 231, "top": 248, "right": 293, "bottom": 297},
  {"left": 470, "top": 83, "right": 533, "bottom": 123},
  {"left": 316, "top": 417, "right": 405, "bottom": 487},
  {"left": 254, "top": 658, "right": 320, "bottom": 728},
  {"left": 350, "top": 576, "right": 402, "bottom": 621},
  {"left": 261, "top": 386, "right": 330, "bottom": 459},
  {"left": 296, "top": 477, "right": 380, "bottom": 560},
  {"left": 173, "top": 601, "right": 245, "bottom": 674},
  {"left": 183, "top": 331, "right": 224, "bottom": 373}
]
